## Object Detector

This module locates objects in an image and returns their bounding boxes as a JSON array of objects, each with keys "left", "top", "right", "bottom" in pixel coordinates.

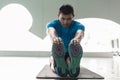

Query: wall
[
  {"left": 0, "top": 0, "right": 120, "bottom": 57},
  {"left": 0, "top": 0, "right": 120, "bottom": 38}
]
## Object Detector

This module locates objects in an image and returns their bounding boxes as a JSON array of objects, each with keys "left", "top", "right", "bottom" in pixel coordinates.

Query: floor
[{"left": 0, "top": 56, "right": 120, "bottom": 80}]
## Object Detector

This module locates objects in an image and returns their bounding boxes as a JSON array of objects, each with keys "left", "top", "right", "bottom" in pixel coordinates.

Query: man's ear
[
  {"left": 72, "top": 14, "right": 75, "bottom": 20},
  {"left": 72, "top": 14, "right": 75, "bottom": 18}
]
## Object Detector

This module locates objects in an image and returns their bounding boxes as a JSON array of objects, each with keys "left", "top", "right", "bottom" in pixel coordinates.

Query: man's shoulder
[
  {"left": 72, "top": 20, "right": 84, "bottom": 26},
  {"left": 72, "top": 20, "right": 85, "bottom": 31},
  {"left": 48, "top": 19, "right": 59, "bottom": 24},
  {"left": 46, "top": 19, "right": 60, "bottom": 28}
]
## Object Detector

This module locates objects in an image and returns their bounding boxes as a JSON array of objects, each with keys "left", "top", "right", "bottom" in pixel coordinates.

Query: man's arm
[
  {"left": 47, "top": 27, "right": 62, "bottom": 44},
  {"left": 70, "top": 30, "right": 84, "bottom": 44}
]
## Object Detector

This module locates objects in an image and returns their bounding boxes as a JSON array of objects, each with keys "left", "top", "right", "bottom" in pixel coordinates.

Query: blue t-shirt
[{"left": 46, "top": 19, "right": 85, "bottom": 53}]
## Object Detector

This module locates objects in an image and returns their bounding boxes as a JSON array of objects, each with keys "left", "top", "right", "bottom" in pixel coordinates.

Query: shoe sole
[
  {"left": 52, "top": 43, "right": 68, "bottom": 77},
  {"left": 68, "top": 44, "right": 83, "bottom": 77}
]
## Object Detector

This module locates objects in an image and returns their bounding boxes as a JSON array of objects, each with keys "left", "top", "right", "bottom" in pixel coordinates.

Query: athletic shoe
[
  {"left": 52, "top": 43, "right": 68, "bottom": 77},
  {"left": 68, "top": 43, "right": 83, "bottom": 77}
]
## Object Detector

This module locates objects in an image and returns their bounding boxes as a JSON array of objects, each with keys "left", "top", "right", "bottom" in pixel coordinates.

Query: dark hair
[{"left": 59, "top": 4, "right": 74, "bottom": 16}]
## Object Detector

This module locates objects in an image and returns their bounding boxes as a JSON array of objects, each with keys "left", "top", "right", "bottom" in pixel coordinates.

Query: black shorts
[{"left": 64, "top": 52, "right": 70, "bottom": 61}]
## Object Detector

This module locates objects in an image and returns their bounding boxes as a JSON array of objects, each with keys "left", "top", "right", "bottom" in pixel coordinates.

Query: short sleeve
[
  {"left": 46, "top": 20, "right": 56, "bottom": 29},
  {"left": 76, "top": 22, "right": 85, "bottom": 31}
]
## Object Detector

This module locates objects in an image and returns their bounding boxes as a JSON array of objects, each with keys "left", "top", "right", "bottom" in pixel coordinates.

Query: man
[{"left": 46, "top": 4, "right": 85, "bottom": 77}]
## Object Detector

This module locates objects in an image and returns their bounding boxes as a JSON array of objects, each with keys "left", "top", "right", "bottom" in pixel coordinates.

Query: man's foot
[
  {"left": 52, "top": 43, "right": 68, "bottom": 77},
  {"left": 68, "top": 44, "right": 83, "bottom": 77}
]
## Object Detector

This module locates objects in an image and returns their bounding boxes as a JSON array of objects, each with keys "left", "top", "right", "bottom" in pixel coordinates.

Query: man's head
[{"left": 58, "top": 4, "right": 74, "bottom": 27}]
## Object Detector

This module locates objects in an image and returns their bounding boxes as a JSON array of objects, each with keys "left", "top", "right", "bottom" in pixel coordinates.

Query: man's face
[{"left": 58, "top": 13, "right": 74, "bottom": 28}]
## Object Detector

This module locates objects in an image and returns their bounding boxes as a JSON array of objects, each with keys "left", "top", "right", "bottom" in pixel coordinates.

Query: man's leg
[
  {"left": 68, "top": 43, "right": 83, "bottom": 77},
  {"left": 50, "top": 56, "right": 56, "bottom": 72},
  {"left": 51, "top": 43, "right": 68, "bottom": 77}
]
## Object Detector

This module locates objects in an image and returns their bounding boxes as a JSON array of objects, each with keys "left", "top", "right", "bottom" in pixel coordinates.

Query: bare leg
[{"left": 50, "top": 56, "right": 55, "bottom": 72}]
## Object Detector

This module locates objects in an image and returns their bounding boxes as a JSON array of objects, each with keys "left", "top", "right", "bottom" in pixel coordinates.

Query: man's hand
[
  {"left": 70, "top": 30, "right": 84, "bottom": 45},
  {"left": 52, "top": 37, "right": 62, "bottom": 44},
  {"left": 47, "top": 27, "right": 62, "bottom": 44},
  {"left": 70, "top": 38, "right": 80, "bottom": 45}
]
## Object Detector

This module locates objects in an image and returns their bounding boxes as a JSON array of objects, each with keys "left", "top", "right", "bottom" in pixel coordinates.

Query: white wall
[
  {"left": 0, "top": 0, "right": 120, "bottom": 57},
  {"left": 0, "top": 0, "right": 120, "bottom": 38}
]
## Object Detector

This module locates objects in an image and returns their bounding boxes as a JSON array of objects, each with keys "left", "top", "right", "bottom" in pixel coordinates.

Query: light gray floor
[{"left": 0, "top": 56, "right": 120, "bottom": 80}]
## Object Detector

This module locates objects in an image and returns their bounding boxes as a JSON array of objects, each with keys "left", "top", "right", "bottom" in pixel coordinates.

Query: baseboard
[
  {"left": 0, "top": 51, "right": 113, "bottom": 58},
  {"left": 83, "top": 52, "right": 113, "bottom": 58}
]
